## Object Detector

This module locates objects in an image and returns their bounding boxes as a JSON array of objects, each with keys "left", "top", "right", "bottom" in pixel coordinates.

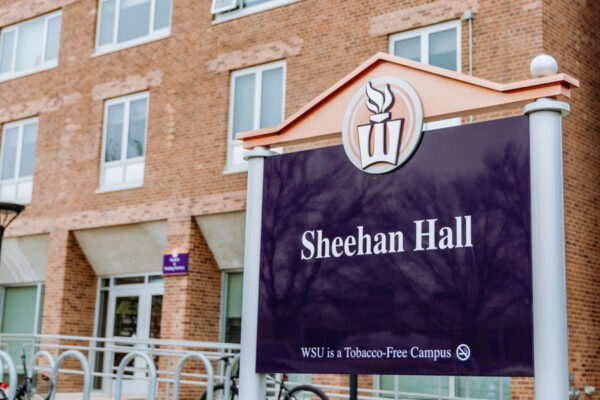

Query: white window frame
[
  {"left": 0, "top": 10, "right": 62, "bottom": 82},
  {"left": 0, "top": 116, "right": 38, "bottom": 204},
  {"left": 211, "top": 0, "right": 302, "bottom": 24},
  {"left": 98, "top": 91, "right": 149, "bottom": 193},
  {"left": 93, "top": 0, "right": 172, "bottom": 57},
  {"left": 225, "top": 60, "right": 286, "bottom": 174},
  {"left": 389, "top": 20, "right": 462, "bottom": 130}
]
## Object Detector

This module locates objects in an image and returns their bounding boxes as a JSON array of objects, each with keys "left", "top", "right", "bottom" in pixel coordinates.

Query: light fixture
[{"left": 0, "top": 202, "right": 25, "bottom": 258}]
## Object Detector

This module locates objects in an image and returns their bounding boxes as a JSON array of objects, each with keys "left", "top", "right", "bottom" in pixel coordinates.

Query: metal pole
[
  {"left": 349, "top": 374, "right": 357, "bottom": 400},
  {"left": 239, "top": 146, "right": 274, "bottom": 400},
  {"left": 524, "top": 54, "right": 570, "bottom": 400}
]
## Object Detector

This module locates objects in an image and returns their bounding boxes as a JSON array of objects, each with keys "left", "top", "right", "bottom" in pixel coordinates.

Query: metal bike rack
[
  {"left": 30, "top": 351, "right": 55, "bottom": 377},
  {"left": 114, "top": 351, "right": 157, "bottom": 400},
  {"left": 0, "top": 350, "right": 17, "bottom": 400},
  {"left": 172, "top": 352, "right": 214, "bottom": 400},
  {"left": 223, "top": 354, "right": 240, "bottom": 400},
  {"left": 49, "top": 350, "right": 92, "bottom": 400}
]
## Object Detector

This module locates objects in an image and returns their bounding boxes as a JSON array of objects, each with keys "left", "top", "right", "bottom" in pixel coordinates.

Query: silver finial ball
[{"left": 530, "top": 54, "right": 558, "bottom": 77}]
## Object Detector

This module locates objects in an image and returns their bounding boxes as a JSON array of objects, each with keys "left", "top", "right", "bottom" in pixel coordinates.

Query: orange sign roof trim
[{"left": 238, "top": 52, "right": 579, "bottom": 149}]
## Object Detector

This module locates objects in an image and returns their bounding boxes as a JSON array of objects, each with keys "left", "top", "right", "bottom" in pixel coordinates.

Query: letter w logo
[{"left": 357, "top": 83, "right": 405, "bottom": 169}]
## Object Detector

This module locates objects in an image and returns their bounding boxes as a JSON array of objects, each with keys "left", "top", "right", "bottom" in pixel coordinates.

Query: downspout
[{"left": 463, "top": 10, "right": 474, "bottom": 123}]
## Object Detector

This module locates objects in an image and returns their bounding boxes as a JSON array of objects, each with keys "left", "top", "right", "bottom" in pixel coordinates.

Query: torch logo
[{"left": 342, "top": 77, "right": 423, "bottom": 174}]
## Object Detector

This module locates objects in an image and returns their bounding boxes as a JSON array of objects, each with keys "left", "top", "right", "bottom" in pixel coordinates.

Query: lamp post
[{"left": 0, "top": 202, "right": 25, "bottom": 264}]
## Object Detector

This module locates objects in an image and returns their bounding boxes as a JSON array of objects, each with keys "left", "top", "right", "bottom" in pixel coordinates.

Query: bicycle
[
  {"left": 0, "top": 349, "right": 54, "bottom": 400},
  {"left": 200, "top": 355, "right": 329, "bottom": 400}
]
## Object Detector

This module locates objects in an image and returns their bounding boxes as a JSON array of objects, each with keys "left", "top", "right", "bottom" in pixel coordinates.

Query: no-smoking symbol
[{"left": 456, "top": 344, "right": 471, "bottom": 361}]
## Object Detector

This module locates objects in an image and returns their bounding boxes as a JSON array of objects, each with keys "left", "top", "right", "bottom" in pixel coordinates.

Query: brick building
[{"left": 0, "top": 0, "right": 597, "bottom": 399}]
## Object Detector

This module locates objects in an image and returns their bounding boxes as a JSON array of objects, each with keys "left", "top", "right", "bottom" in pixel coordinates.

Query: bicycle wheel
[
  {"left": 286, "top": 384, "right": 329, "bottom": 400},
  {"left": 200, "top": 383, "right": 239, "bottom": 400}
]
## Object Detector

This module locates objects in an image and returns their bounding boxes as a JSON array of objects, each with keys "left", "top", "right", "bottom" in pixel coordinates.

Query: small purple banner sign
[
  {"left": 256, "top": 116, "right": 533, "bottom": 376},
  {"left": 163, "top": 247, "right": 189, "bottom": 275}
]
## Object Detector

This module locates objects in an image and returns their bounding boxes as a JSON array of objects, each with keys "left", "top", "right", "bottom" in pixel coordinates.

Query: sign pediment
[{"left": 238, "top": 52, "right": 578, "bottom": 149}]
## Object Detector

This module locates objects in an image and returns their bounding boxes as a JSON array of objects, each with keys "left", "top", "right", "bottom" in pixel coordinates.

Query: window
[
  {"left": 226, "top": 60, "right": 285, "bottom": 172},
  {"left": 211, "top": 0, "right": 301, "bottom": 22},
  {"left": 99, "top": 92, "right": 149, "bottom": 191},
  {"left": 0, "top": 117, "right": 38, "bottom": 204},
  {"left": 0, "top": 284, "right": 44, "bottom": 369},
  {"left": 0, "top": 11, "right": 62, "bottom": 81},
  {"left": 221, "top": 271, "right": 243, "bottom": 343},
  {"left": 95, "top": 0, "right": 172, "bottom": 55},
  {"left": 389, "top": 20, "right": 461, "bottom": 129},
  {"left": 379, "top": 375, "right": 510, "bottom": 400}
]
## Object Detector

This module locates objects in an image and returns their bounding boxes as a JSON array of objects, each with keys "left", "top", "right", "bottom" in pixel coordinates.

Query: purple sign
[
  {"left": 162, "top": 251, "right": 188, "bottom": 275},
  {"left": 257, "top": 116, "right": 533, "bottom": 376}
]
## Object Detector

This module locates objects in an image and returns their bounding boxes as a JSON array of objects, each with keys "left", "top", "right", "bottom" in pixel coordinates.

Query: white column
[
  {"left": 524, "top": 54, "right": 570, "bottom": 400},
  {"left": 239, "top": 146, "right": 274, "bottom": 400}
]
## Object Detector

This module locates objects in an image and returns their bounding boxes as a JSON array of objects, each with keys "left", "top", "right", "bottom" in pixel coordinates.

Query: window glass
[
  {"left": 232, "top": 74, "right": 255, "bottom": 137},
  {"left": 260, "top": 66, "right": 283, "bottom": 128},
  {"left": 105, "top": 103, "right": 124, "bottom": 162},
  {"left": 45, "top": 15, "right": 62, "bottom": 62},
  {"left": 1, "top": 286, "right": 37, "bottom": 333},
  {"left": 101, "top": 93, "right": 148, "bottom": 189},
  {"left": 213, "top": 0, "right": 237, "bottom": 12},
  {"left": 228, "top": 61, "right": 285, "bottom": 169},
  {"left": 1, "top": 286, "right": 38, "bottom": 367},
  {"left": 390, "top": 22, "right": 460, "bottom": 130},
  {"left": 154, "top": 0, "right": 172, "bottom": 30},
  {"left": 0, "top": 31, "right": 15, "bottom": 74},
  {"left": 429, "top": 28, "right": 457, "bottom": 70},
  {"left": 127, "top": 98, "right": 147, "bottom": 158},
  {"left": 397, "top": 376, "right": 439, "bottom": 397},
  {"left": 393, "top": 36, "right": 421, "bottom": 62},
  {"left": 244, "top": 0, "right": 272, "bottom": 6},
  {"left": 1, "top": 127, "right": 18, "bottom": 180},
  {"left": 0, "top": 118, "right": 38, "bottom": 203},
  {"left": 117, "top": 0, "right": 152, "bottom": 43},
  {"left": 15, "top": 18, "right": 45, "bottom": 72},
  {"left": 19, "top": 121, "right": 38, "bottom": 177},
  {"left": 149, "top": 295, "right": 162, "bottom": 339},
  {"left": 98, "top": 0, "right": 171, "bottom": 50},
  {"left": 98, "top": 0, "right": 116, "bottom": 46},
  {"left": 113, "top": 296, "right": 139, "bottom": 337},
  {"left": 114, "top": 276, "right": 145, "bottom": 285},
  {"left": 225, "top": 272, "right": 243, "bottom": 343},
  {"left": 457, "top": 377, "right": 509, "bottom": 400}
]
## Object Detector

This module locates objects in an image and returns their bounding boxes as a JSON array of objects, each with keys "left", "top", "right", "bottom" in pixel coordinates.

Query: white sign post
[
  {"left": 239, "top": 146, "right": 274, "bottom": 399},
  {"left": 525, "top": 55, "right": 570, "bottom": 400}
]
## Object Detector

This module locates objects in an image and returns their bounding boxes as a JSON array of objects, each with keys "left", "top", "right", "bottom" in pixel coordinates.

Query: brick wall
[
  {"left": 543, "top": 1, "right": 600, "bottom": 398},
  {"left": 0, "top": 0, "right": 594, "bottom": 398},
  {"left": 40, "top": 231, "right": 96, "bottom": 391},
  {"left": 159, "top": 217, "right": 221, "bottom": 398}
]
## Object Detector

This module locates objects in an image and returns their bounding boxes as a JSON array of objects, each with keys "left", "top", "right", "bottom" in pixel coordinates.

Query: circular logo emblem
[
  {"left": 342, "top": 76, "right": 423, "bottom": 174},
  {"left": 456, "top": 344, "right": 471, "bottom": 361}
]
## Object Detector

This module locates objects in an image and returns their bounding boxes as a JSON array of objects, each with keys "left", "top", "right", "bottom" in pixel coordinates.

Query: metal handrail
[
  {"left": 0, "top": 350, "right": 17, "bottom": 400},
  {"left": 114, "top": 351, "right": 157, "bottom": 400},
  {"left": 172, "top": 352, "right": 214, "bottom": 400},
  {"left": 50, "top": 350, "right": 92, "bottom": 400},
  {"left": 0, "top": 333, "right": 241, "bottom": 350}
]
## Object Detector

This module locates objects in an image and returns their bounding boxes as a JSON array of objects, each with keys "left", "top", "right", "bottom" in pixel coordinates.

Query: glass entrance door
[{"left": 102, "top": 276, "right": 163, "bottom": 395}]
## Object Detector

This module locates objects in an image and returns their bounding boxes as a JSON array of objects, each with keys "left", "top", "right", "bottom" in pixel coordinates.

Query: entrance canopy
[{"left": 238, "top": 52, "right": 578, "bottom": 149}]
